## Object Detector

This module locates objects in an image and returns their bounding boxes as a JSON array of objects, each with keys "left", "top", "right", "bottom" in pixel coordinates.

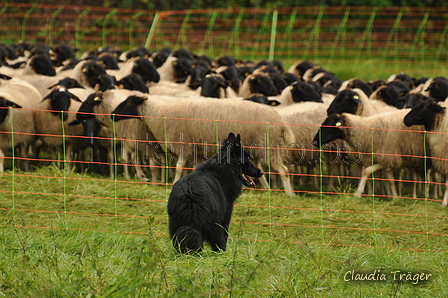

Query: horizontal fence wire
[
  {"left": 1, "top": 4, "right": 448, "bottom": 71},
  {"left": 0, "top": 105, "right": 447, "bottom": 253}
]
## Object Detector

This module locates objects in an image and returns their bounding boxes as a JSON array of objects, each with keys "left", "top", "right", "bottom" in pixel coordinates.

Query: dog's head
[{"left": 221, "top": 132, "right": 264, "bottom": 187}]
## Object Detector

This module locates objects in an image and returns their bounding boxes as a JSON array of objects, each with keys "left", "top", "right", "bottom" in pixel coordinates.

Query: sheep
[
  {"left": 215, "top": 65, "right": 241, "bottom": 94},
  {"left": 338, "top": 79, "right": 373, "bottom": 97},
  {"left": 287, "top": 60, "right": 314, "bottom": 80},
  {"left": 369, "top": 84, "right": 406, "bottom": 109},
  {"left": 72, "top": 89, "right": 162, "bottom": 183},
  {"left": 111, "top": 95, "right": 296, "bottom": 194},
  {"left": 275, "top": 101, "right": 338, "bottom": 189},
  {"left": 253, "top": 65, "right": 288, "bottom": 95},
  {"left": 404, "top": 99, "right": 448, "bottom": 205},
  {"left": 190, "top": 75, "right": 238, "bottom": 98},
  {"left": 50, "top": 43, "right": 77, "bottom": 67},
  {"left": 0, "top": 54, "right": 56, "bottom": 77},
  {"left": 116, "top": 73, "right": 149, "bottom": 93},
  {"left": 69, "top": 60, "right": 107, "bottom": 88},
  {"left": 238, "top": 73, "right": 278, "bottom": 98},
  {"left": 274, "top": 81, "right": 326, "bottom": 106},
  {"left": 421, "top": 77, "right": 448, "bottom": 101},
  {"left": 150, "top": 47, "right": 172, "bottom": 68},
  {"left": 314, "top": 109, "right": 426, "bottom": 198},
  {"left": 0, "top": 80, "right": 41, "bottom": 172},
  {"left": 327, "top": 88, "right": 397, "bottom": 117},
  {"left": 119, "top": 46, "right": 152, "bottom": 61},
  {"left": 157, "top": 56, "right": 192, "bottom": 82},
  {"left": 32, "top": 86, "right": 86, "bottom": 172},
  {"left": 108, "top": 57, "right": 160, "bottom": 84}
]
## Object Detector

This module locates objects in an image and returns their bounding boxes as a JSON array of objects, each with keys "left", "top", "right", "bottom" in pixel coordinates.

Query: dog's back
[{"left": 168, "top": 161, "right": 238, "bottom": 253}]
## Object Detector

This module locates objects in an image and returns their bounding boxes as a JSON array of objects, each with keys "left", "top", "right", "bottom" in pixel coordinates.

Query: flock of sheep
[{"left": 0, "top": 41, "right": 447, "bottom": 205}]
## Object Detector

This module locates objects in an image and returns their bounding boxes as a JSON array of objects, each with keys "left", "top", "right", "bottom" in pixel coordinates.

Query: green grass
[{"left": 0, "top": 166, "right": 447, "bottom": 297}]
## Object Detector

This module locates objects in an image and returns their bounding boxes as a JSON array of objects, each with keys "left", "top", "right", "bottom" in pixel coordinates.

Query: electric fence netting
[
  {"left": 0, "top": 3, "right": 448, "bottom": 254},
  {"left": 1, "top": 105, "right": 447, "bottom": 253}
]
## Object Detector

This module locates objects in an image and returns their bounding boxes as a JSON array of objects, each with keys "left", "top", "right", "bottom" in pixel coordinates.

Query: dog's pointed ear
[
  {"left": 236, "top": 133, "right": 241, "bottom": 144},
  {"left": 227, "top": 132, "right": 236, "bottom": 141}
]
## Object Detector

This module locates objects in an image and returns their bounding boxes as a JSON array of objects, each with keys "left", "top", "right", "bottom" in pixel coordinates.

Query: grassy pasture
[{"left": 0, "top": 164, "right": 447, "bottom": 297}]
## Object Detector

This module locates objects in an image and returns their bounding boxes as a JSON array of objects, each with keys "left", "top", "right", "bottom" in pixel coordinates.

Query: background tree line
[{"left": 6, "top": 0, "right": 448, "bottom": 11}]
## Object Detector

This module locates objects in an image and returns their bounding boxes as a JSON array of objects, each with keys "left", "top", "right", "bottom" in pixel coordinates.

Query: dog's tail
[{"left": 172, "top": 226, "right": 203, "bottom": 254}]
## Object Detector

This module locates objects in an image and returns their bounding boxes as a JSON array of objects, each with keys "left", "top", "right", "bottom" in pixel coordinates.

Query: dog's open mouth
[{"left": 242, "top": 174, "right": 256, "bottom": 188}]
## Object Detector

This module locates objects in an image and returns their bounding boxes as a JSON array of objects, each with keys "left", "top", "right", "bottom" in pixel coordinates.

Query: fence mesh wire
[{"left": 0, "top": 4, "right": 447, "bottom": 253}]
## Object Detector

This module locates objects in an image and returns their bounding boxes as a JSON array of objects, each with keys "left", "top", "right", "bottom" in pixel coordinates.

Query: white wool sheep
[
  {"left": 344, "top": 88, "right": 397, "bottom": 117},
  {"left": 238, "top": 73, "right": 278, "bottom": 98},
  {"left": 275, "top": 101, "right": 343, "bottom": 189},
  {"left": 84, "top": 89, "right": 163, "bottom": 182},
  {"left": 0, "top": 80, "right": 42, "bottom": 172},
  {"left": 404, "top": 100, "right": 448, "bottom": 205},
  {"left": 316, "top": 109, "right": 426, "bottom": 198},
  {"left": 32, "top": 87, "right": 86, "bottom": 172},
  {"left": 112, "top": 95, "right": 297, "bottom": 194}
]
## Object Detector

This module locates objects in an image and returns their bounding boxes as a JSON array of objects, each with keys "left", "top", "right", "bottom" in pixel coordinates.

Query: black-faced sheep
[
  {"left": 33, "top": 87, "right": 86, "bottom": 172},
  {"left": 314, "top": 110, "right": 426, "bottom": 198},
  {"left": 327, "top": 88, "right": 397, "bottom": 116},
  {"left": 404, "top": 99, "right": 448, "bottom": 205},
  {"left": 238, "top": 73, "right": 278, "bottom": 98},
  {"left": 111, "top": 95, "right": 296, "bottom": 194},
  {"left": 72, "top": 90, "right": 161, "bottom": 182}
]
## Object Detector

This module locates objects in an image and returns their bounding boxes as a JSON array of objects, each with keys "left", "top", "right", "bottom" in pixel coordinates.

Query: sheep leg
[
  {"left": 108, "top": 149, "right": 115, "bottom": 180},
  {"left": 411, "top": 170, "right": 418, "bottom": 198},
  {"left": 354, "top": 164, "right": 384, "bottom": 198},
  {"left": 173, "top": 156, "right": 187, "bottom": 183},
  {"left": 19, "top": 145, "right": 29, "bottom": 172},
  {"left": 385, "top": 169, "right": 398, "bottom": 199},
  {"left": 0, "top": 149, "right": 4, "bottom": 172},
  {"left": 131, "top": 151, "right": 149, "bottom": 182},
  {"left": 149, "top": 158, "right": 158, "bottom": 183},
  {"left": 273, "top": 164, "right": 294, "bottom": 195},
  {"left": 442, "top": 180, "right": 448, "bottom": 206},
  {"left": 65, "top": 144, "right": 73, "bottom": 173},
  {"left": 121, "top": 149, "right": 131, "bottom": 180}
]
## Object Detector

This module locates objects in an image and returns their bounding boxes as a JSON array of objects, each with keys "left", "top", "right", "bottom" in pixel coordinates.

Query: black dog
[{"left": 167, "top": 132, "right": 264, "bottom": 253}]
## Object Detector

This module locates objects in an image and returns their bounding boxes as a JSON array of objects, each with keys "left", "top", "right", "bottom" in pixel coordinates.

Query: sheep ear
[
  {"left": 268, "top": 100, "right": 281, "bottom": 106},
  {"left": 4, "top": 99, "right": 22, "bottom": 109},
  {"left": 0, "top": 74, "right": 12, "bottom": 80},
  {"left": 41, "top": 92, "right": 54, "bottom": 102},
  {"left": 63, "top": 90, "right": 81, "bottom": 102},
  {"left": 71, "top": 95, "right": 82, "bottom": 102}
]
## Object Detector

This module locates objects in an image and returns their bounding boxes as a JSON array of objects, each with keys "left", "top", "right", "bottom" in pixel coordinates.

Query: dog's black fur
[{"left": 167, "top": 133, "right": 263, "bottom": 253}]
